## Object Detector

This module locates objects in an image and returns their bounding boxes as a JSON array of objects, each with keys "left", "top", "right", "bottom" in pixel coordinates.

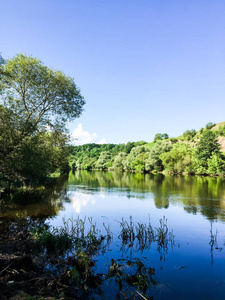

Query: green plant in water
[
  {"left": 119, "top": 216, "right": 135, "bottom": 246},
  {"left": 30, "top": 216, "right": 113, "bottom": 257},
  {"left": 106, "top": 258, "right": 156, "bottom": 298},
  {"left": 118, "top": 216, "right": 174, "bottom": 257},
  {"left": 155, "top": 216, "right": 175, "bottom": 261}
]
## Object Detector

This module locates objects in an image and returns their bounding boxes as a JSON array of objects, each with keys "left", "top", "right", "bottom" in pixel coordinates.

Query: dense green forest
[{"left": 69, "top": 121, "right": 225, "bottom": 176}]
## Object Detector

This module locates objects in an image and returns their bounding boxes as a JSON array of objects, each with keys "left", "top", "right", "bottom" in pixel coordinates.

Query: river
[{"left": 1, "top": 170, "right": 225, "bottom": 299}]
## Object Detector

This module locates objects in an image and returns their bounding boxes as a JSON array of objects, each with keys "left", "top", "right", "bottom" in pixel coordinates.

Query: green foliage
[
  {"left": 80, "top": 156, "right": 96, "bottom": 170},
  {"left": 206, "top": 122, "right": 216, "bottom": 130},
  {"left": 207, "top": 154, "right": 225, "bottom": 175},
  {"left": 68, "top": 121, "right": 225, "bottom": 176},
  {"left": 193, "top": 130, "right": 222, "bottom": 174},
  {"left": 69, "top": 142, "right": 141, "bottom": 171},
  {"left": 67, "top": 121, "right": 225, "bottom": 176},
  {"left": 19, "top": 292, "right": 47, "bottom": 300},
  {"left": 154, "top": 133, "right": 169, "bottom": 142},
  {"left": 134, "top": 140, "right": 147, "bottom": 146},
  {"left": 40, "top": 229, "right": 73, "bottom": 255},
  {"left": 124, "top": 141, "right": 136, "bottom": 153},
  {"left": 217, "top": 124, "right": 225, "bottom": 137},
  {"left": 0, "top": 54, "right": 85, "bottom": 129},
  {"left": 123, "top": 146, "right": 150, "bottom": 171},
  {"left": 0, "top": 54, "right": 84, "bottom": 185},
  {"left": 31, "top": 216, "right": 109, "bottom": 256},
  {"left": 145, "top": 141, "right": 155, "bottom": 150},
  {"left": 193, "top": 159, "right": 208, "bottom": 175},
  {"left": 160, "top": 143, "right": 194, "bottom": 174},
  {"left": 169, "top": 137, "right": 178, "bottom": 143},
  {"left": 195, "top": 130, "right": 220, "bottom": 162},
  {"left": 182, "top": 129, "right": 196, "bottom": 141},
  {"left": 145, "top": 140, "right": 172, "bottom": 172},
  {"left": 96, "top": 151, "right": 112, "bottom": 170},
  {"left": 0, "top": 54, "right": 5, "bottom": 81},
  {"left": 112, "top": 152, "right": 127, "bottom": 171}
]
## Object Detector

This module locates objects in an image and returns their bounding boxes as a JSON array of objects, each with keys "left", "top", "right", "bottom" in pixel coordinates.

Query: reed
[
  {"left": 31, "top": 216, "right": 113, "bottom": 256},
  {"left": 118, "top": 216, "right": 175, "bottom": 256}
]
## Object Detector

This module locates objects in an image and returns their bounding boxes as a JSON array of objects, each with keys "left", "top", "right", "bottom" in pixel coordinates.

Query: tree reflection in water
[{"left": 68, "top": 171, "right": 225, "bottom": 222}]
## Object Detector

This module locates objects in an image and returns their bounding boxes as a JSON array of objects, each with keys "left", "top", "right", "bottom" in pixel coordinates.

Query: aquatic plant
[
  {"left": 209, "top": 222, "right": 223, "bottom": 265},
  {"left": 31, "top": 216, "right": 113, "bottom": 257},
  {"left": 119, "top": 216, "right": 175, "bottom": 258},
  {"left": 105, "top": 258, "right": 156, "bottom": 298},
  {"left": 1, "top": 215, "right": 175, "bottom": 299}
]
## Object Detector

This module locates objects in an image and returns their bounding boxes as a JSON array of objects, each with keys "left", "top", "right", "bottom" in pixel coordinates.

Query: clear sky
[{"left": 1, "top": 0, "right": 225, "bottom": 145}]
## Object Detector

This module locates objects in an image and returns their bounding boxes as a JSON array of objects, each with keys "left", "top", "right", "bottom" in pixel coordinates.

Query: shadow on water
[{"left": 0, "top": 175, "right": 68, "bottom": 219}]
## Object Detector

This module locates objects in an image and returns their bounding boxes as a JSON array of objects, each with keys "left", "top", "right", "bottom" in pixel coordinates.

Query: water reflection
[
  {"left": 1, "top": 171, "right": 225, "bottom": 299},
  {"left": 69, "top": 192, "right": 96, "bottom": 213},
  {"left": 0, "top": 175, "right": 68, "bottom": 219},
  {"left": 68, "top": 171, "right": 225, "bottom": 222},
  {"left": 1, "top": 171, "right": 225, "bottom": 223}
]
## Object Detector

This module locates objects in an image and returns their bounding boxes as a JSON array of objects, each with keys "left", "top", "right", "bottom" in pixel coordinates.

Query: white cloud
[
  {"left": 71, "top": 123, "right": 107, "bottom": 145},
  {"left": 97, "top": 138, "right": 107, "bottom": 144},
  {"left": 70, "top": 192, "right": 95, "bottom": 214},
  {"left": 71, "top": 123, "right": 98, "bottom": 145}
]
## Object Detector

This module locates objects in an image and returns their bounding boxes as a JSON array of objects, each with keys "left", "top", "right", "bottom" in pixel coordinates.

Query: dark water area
[{"left": 1, "top": 171, "right": 225, "bottom": 299}]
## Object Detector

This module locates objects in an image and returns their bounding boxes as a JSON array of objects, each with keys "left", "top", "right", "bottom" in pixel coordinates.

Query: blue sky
[{"left": 1, "top": 0, "right": 225, "bottom": 144}]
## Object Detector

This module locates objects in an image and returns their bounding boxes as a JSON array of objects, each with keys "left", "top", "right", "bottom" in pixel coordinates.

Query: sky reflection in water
[
  {"left": 47, "top": 171, "right": 225, "bottom": 299},
  {"left": 2, "top": 171, "right": 225, "bottom": 299}
]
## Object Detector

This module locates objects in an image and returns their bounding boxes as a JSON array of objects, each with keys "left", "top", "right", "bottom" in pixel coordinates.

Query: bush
[
  {"left": 206, "top": 122, "right": 216, "bottom": 130},
  {"left": 160, "top": 143, "right": 194, "bottom": 174}
]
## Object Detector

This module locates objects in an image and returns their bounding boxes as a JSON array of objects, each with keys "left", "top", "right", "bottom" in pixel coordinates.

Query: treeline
[{"left": 69, "top": 122, "right": 225, "bottom": 176}]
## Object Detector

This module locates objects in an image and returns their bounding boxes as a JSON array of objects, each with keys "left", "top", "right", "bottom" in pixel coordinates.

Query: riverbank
[{"left": 0, "top": 218, "right": 103, "bottom": 299}]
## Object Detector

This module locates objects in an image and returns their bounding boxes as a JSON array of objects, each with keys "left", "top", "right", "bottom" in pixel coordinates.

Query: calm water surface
[{"left": 1, "top": 170, "right": 225, "bottom": 299}]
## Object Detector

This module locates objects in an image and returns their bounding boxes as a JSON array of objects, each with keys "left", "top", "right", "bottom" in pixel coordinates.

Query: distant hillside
[
  {"left": 211, "top": 121, "right": 225, "bottom": 131},
  {"left": 175, "top": 121, "right": 225, "bottom": 152},
  {"left": 206, "top": 122, "right": 225, "bottom": 151},
  {"left": 69, "top": 121, "right": 225, "bottom": 176}
]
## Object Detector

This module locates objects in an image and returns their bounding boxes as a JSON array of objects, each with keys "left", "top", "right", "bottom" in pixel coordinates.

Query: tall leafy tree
[
  {"left": 123, "top": 146, "right": 150, "bottom": 171},
  {"left": 194, "top": 130, "right": 221, "bottom": 174},
  {"left": 0, "top": 54, "right": 85, "bottom": 135},
  {"left": 154, "top": 133, "right": 169, "bottom": 142},
  {"left": 96, "top": 151, "right": 112, "bottom": 170},
  {"left": 145, "top": 140, "right": 172, "bottom": 172},
  {"left": 0, "top": 54, "right": 85, "bottom": 184},
  {"left": 112, "top": 152, "right": 127, "bottom": 171},
  {"left": 195, "top": 130, "right": 220, "bottom": 162},
  {"left": 160, "top": 143, "right": 194, "bottom": 174}
]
